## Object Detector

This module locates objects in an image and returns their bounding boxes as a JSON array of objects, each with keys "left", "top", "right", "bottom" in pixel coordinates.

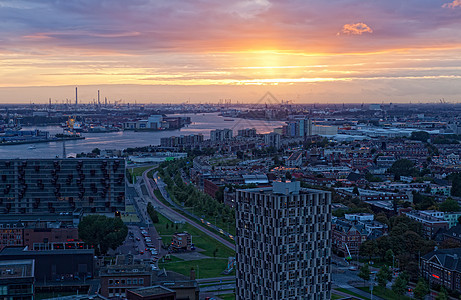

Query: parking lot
[{"left": 109, "top": 224, "right": 165, "bottom": 268}]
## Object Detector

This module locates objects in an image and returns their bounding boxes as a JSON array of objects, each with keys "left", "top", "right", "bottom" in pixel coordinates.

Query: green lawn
[
  {"left": 153, "top": 189, "right": 172, "bottom": 207},
  {"left": 358, "top": 286, "right": 411, "bottom": 300},
  {"left": 219, "top": 293, "right": 236, "bottom": 300},
  {"left": 128, "top": 165, "right": 154, "bottom": 183},
  {"left": 155, "top": 212, "right": 235, "bottom": 258},
  {"left": 332, "top": 293, "right": 345, "bottom": 300},
  {"left": 335, "top": 288, "right": 367, "bottom": 299},
  {"left": 158, "top": 258, "right": 234, "bottom": 279}
]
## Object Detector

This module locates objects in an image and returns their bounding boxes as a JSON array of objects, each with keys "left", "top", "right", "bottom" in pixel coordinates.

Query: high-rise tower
[{"left": 236, "top": 181, "right": 332, "bottom": 300}]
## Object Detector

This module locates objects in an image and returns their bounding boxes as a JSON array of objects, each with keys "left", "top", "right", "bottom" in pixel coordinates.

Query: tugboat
[{"left": 28, "top": 145, "right": 36, "bottom": 150}]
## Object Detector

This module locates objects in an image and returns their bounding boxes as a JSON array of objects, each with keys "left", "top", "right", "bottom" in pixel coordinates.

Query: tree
[
  {"left": 285, "top": 171, "right": 292, "bottom": 180},
  {"left": 353, "top": 186, "right": 360, "bottom": 195},
  {"left": 410, "top": 131, "right": 430, "bottom": 143},
  {"left": 384, "top": 249, "right": 394, "bottom": 266},
  {"left": 358, "top": 263, "right": 370, "bottom": 286},
  {"left": 147, "top": 203, "right": 159, "bottom": 223},
  {"left": 435, "top": 286, "right": 448, "bottom": 300},
  {"left": 439, "top": 197, "right": 460, "bottom": 212},
  {"left": 414, "top": 278, "right": 430, "bottom": 300},
  {"left": 360, "top": 240, "right": 378, "bottom": 259},
  {"left": 390, "top": 159, "right": 415, "bottom": 179},
  {"left": 392, "top": 273, "right": 408, "bottom": 295},
  {"left": 78, "top": 215, "right": 128, "bottom": 255},
  {"left": 376, "top": 213, "right": 390, "bottom": 227},
  {"left": 376, "top": 266, "right": 391, "bottom": 287},
  {"left": 448, "top": 173, "right": 461, "bottom": 197}
]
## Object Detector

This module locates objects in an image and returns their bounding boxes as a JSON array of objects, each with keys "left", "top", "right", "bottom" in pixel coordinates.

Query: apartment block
[
  {"left": 0, "top": 159, "right": 125, "bottom": 215},
  {"left": 236, "top": 181, "right": 331, "bottom": 300}
]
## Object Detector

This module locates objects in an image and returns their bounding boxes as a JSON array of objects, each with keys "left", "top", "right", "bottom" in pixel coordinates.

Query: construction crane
[{"left": 344, "top": 243, "right": 353, "bottom": 264}]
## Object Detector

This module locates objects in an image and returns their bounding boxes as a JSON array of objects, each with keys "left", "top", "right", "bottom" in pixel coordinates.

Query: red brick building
[
  {"left": 100, "top": 264, "right": 152, "bottom": 298},
  {"left": 24, "top": 226, "right": 79, "bottom": 250},
  {"left": 203, "top": 179, "right": 220, "bottom": 198},
  {"left": 332, "top": 219, "right": 368, "bottom": 256},
  {"left": 0, "top": 222, "right": 24, "bottom": 250}
]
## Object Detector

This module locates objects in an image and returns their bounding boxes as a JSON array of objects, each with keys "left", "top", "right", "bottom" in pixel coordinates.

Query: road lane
[{"left": 142, "top": 168, "right": 236, "bottom": 251}]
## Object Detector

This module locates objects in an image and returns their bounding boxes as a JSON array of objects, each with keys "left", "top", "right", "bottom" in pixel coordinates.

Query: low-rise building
[
  {"left": 171, "top": 233, "right": 192, "bottom": 251},
  {"left": 0, "top": 247, "right": 95, "bottom": 282},
  {"left": 422, "top": 248, "right": 461, "bottom": 292},
  {"left": 404, "top": 210, "right": 449, "bottom": 239},
  {"left": 127, "top": 286, "right": 176, "bottom": 300},
  {"left": 0, "top": 259, "right": 35, "bottom": 300},
  {"left": 100, "top": 263, "right": 152, "bottom": 298},
  {"left": 0, "top": 221, "right": 24, "bottom": 250},
  {"left": 285, "top": 152, "right": 303, "bottom": 167},
  {"left": 332, "top": 218, "right": 368, "bottom": 256}
]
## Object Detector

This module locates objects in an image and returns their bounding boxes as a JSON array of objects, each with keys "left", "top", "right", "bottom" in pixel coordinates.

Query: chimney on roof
[{"left": 190, "top": 268, "right": 196, "bottom": 280}]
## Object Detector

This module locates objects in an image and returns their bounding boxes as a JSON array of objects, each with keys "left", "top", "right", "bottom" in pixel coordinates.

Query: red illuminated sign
[{"left": 432, "top": 274, "right": 440, "bottom": 279}]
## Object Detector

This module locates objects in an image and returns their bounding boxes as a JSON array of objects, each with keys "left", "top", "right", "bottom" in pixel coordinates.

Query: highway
[{"left": 142, "top": 167, "right": 236, "bottom": 251}]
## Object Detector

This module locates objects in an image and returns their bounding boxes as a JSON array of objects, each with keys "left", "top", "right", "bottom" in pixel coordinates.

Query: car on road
[
  {"left": 139, "top": 251, "right": 144, "bottom": 255},
  {"left": 136, "top": 237, "right": 141, "bottom": 241}
]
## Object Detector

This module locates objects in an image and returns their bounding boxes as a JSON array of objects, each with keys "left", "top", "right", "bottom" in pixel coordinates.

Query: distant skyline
[{"left": 1, "top": 0, "right": 461, "bottom": 103}]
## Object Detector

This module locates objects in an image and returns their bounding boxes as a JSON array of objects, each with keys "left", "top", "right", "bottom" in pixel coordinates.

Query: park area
[{"left": 155, "top": 212, "right": 236, "bottom": 279}]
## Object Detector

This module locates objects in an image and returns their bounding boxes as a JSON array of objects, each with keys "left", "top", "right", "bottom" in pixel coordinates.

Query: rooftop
[
  {"left": 238, "top": 181, "right": 329, "bottom": 196},
  {"left": 0, "top": 259, "right": 34, "bottom": 279},
  {"left": 128, "top": 285, "right": 175, "bottom": 297},
  {"left": 0, "top": 247, "right": 94, "bottom": 256}
]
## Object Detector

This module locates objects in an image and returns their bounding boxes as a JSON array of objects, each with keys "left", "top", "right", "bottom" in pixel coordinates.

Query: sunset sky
[{"left": 1, "top": 0, "right": 461, "bottom": 103}]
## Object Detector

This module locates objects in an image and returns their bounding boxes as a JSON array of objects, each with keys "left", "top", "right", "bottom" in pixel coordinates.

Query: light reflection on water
[{"left": 0, "top": 113, "right": 285, "bottom": 159}]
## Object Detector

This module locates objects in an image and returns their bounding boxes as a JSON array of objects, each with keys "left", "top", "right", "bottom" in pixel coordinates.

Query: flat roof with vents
[{"left": 0, "top": 259, "right": 34, "bottom": 279}]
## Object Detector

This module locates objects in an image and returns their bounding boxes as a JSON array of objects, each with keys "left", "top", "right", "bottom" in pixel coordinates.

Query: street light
[{"left": 370, "top": 272, "right": 376, "bottom": 300}]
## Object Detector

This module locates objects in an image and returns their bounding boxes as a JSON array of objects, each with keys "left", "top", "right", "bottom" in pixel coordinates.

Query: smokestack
[
  {"left": 105, "top": 97, "right": 107, "bottom": 107},
  {"left": 98, "top": 90, "right": 100, "bottom": 106},
  {"left": 75, "top": 87, "right": 78, "bottom": 106}
]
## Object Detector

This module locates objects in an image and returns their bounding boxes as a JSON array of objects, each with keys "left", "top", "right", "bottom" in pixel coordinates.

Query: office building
[
  {"left": 0, "top": 159, "right": 125, "bottom": 215},
  {"left": 235, "top": 181, "right": 332, "bottom": 300}
]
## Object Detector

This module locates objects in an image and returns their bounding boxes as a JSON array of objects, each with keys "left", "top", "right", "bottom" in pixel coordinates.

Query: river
[{"left": 0, "top": 113, "right": 285, "bottom": 159}]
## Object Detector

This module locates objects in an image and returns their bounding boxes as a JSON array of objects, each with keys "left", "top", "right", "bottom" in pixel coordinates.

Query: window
[{"left": 139, "top": 278, "right": 144, "bottom": 284}]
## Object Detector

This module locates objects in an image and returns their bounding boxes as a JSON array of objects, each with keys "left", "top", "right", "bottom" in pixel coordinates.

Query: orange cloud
[
  {"left": 338, "top": 22, "right": 373, "bottom": 35},
  {"left": 442, "top": 0, "right": 461, "bottom": 8}
]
